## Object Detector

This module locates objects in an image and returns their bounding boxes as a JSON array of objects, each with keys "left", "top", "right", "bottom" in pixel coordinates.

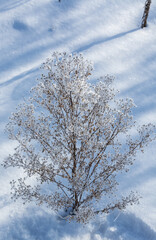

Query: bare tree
[
  {"left": 141, "top": 0, "right": 152, "bottom": 28},
  {"left": 3, "top": 52, "right": 155, "bottom": 223}
]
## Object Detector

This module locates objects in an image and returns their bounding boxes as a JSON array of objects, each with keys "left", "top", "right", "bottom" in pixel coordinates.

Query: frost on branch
[{"left": 3, "top": 52, "right": 156, "bottom": 223}]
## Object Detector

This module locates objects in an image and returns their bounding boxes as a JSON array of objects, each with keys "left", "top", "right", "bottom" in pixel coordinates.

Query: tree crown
[{"left": 3, "top": 52, "right": 156, "bottom": 223}]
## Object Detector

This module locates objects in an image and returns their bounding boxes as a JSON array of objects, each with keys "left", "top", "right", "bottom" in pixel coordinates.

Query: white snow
[{"left": 0, "top": 0, "right": 156, "bottom": 239}]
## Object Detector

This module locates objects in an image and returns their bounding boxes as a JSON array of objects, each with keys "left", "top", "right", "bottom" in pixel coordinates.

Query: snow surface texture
[{"left": 0, "top": 0, "right": 156, "bottom": 239}]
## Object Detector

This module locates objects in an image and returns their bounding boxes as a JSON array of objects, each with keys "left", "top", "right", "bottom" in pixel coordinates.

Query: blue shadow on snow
[{"left": 75, "top": 28, "right": 139, "bottom": 53}]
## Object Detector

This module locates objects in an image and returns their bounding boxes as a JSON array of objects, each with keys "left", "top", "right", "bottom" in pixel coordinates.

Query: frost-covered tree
[
  {"left": 3, "top": 52, "right": 155, "bottom": 223},
  {"left": 141, "top": 0, "right": 152, "bottom": 28}
]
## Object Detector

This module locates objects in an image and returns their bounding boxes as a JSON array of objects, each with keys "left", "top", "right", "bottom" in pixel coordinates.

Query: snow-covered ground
[{"left": 0, "top": 0, "right": 156, "bottom": 239}]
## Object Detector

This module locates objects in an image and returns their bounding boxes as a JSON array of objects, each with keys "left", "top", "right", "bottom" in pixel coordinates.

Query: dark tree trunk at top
[{"left": 141, "top": 0, "right": 152, "bottom": 28}]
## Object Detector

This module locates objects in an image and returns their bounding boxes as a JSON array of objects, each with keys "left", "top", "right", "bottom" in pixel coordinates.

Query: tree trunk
[{"left": 141, "top": 0, "right": 152, "bottom": 28}]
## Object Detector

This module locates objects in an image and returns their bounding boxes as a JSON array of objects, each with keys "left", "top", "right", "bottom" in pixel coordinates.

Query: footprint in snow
[{"left": 13, "top": 20, "right": 28, "bottom": 31}]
